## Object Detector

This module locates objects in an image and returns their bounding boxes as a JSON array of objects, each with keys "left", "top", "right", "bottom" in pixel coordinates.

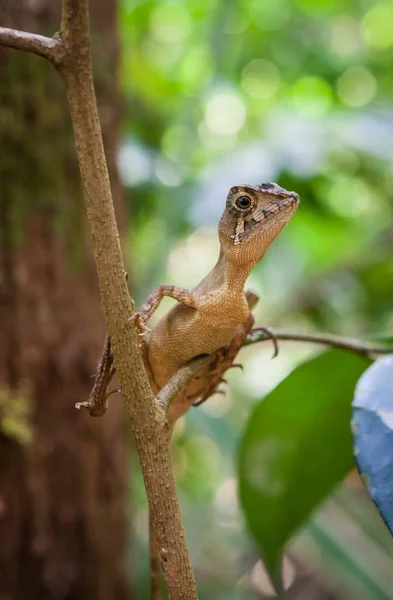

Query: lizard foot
[{"left": 129, "top": 311, "right": 151, "bottom": 345}]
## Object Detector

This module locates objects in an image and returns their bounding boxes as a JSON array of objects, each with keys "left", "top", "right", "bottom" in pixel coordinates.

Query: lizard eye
[{"left": 235, "top": 196, "right": 252, "bottom": 209}]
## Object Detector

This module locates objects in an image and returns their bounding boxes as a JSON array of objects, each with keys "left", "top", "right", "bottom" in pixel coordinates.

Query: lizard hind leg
[{"left": 192, "top": 318, "right": 253, "bottom": 407}]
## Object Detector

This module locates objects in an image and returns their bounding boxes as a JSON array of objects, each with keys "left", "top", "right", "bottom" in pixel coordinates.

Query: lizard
[
  {"left": 139, "top": 182, "right": 299, "bottom": 427},
  {"left": 79, "top": 182, "right": 300, "bottom": 428}
]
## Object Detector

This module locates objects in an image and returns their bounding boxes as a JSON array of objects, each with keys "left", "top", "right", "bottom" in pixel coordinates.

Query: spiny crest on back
[{"left": 224, "top": 182, "right": 300, "bottom": 245}]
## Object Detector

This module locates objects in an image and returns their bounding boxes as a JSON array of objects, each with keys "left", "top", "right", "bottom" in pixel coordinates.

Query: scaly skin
[{"left": 138, "top": 182, "right": 300, "bottom": 427}]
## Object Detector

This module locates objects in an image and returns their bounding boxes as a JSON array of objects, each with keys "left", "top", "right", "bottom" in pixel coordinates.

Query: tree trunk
[{"left": 0, "top": 2, "right": 128, "bottom": 599}]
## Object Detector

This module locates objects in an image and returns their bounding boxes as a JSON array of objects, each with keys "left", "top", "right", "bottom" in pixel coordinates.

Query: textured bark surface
[
  {"left": 0, "top": 2, "right": 128, "bottom": 599},
  {"left": 58, "top": 0, "right": 198, "bottom": 592}
]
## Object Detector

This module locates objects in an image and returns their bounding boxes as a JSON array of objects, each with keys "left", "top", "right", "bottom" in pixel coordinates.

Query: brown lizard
[
  {"left": 80, "top": 182, "right": 299, "bottom": 427},
  {"left": 139, "top": 182, "right": 299, "bottom": 426}
]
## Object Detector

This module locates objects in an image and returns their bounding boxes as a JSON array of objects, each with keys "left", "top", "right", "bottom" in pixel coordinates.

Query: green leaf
[{"left": 238, "top": 349, "right": 370, "bottom": 590}]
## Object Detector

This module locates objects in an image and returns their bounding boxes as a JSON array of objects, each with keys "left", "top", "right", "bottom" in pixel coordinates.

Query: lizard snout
[{"left": 287, "top": 191, "right": 300, "bottom": 204}]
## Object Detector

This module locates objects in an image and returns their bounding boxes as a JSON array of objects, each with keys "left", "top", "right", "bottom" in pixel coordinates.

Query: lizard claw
[
  {"left": 138, "top": 331, "right": 148, "bottom": 337},
  {"left": 259, "top": 326, "right": 279, "bottom": 359},
  {"left": 229, "top": 363, "right": 244, "bottom": 371},
  {"left": 137, "top": 329, "right": 150, "bottom": 349},
  {"left": 107, "top": 387, "right": 121, "bottom": 397},
  {"left": 216, "top": 388, "right": 226, "bottom": 396}
]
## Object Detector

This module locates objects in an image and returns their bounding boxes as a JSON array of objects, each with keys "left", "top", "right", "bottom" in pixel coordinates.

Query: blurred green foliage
[
  {"left": 118, "top": 0, "right": 393, "bottom": 597},
  {"left": 238, "top": 349, "right": 370, "bottom": 590}
]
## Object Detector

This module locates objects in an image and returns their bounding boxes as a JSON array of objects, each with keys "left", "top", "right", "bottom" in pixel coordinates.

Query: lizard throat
[{"left": 209, "top": 252, "right": 254, "bottom": 291}]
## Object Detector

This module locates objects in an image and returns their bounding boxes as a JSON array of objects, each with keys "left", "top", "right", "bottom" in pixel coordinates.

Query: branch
[
  {"left": 156, "top": 355, "right": 214, "bottom": 411},
  {"left": 0, "top": 27, "right": 64, "bottom": 64},
  {"left": 1, "top": 2, "right": 199, "bottom": 598},
  {"left": 246, "top": 328, "right": 393, "bottom": 358}
]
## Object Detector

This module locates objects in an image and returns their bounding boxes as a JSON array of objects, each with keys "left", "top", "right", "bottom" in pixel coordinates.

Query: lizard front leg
[{"left": 134, "top": 284, "right": 204, "bottom": 326}]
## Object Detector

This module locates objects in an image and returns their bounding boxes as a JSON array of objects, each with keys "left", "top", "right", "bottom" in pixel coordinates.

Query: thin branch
[
  {"left": 75, "top": 334, "right": 115, "bottom": 416},
  {"left": 246, "top": 328, "right": 393, "bottom": 358},
  {"left": 157, "top": 355, "right": 214, "bottom": 411},
  {"left": 58, "top": 1, "right": 198, "bottom": 597},
  {"left": 155, "top": 329, "right": 393, "bottom": 414},
  {"left": 0, "top": 27, "right": 63, "bottom": 64}
]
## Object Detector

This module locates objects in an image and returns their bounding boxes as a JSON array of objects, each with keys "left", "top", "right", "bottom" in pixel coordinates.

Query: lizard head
[{"left": 218, "top": 182, "right": 300, "bottom": 265}]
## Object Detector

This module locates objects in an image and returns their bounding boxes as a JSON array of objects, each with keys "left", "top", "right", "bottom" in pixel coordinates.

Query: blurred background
[{"left": 1, "top": 0, "right": 393, "bottom": 598}]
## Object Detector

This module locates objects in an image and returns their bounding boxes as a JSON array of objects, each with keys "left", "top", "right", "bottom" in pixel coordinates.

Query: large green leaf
[{"left": 238, "top": 349, "right": 370, "bottom": 591}]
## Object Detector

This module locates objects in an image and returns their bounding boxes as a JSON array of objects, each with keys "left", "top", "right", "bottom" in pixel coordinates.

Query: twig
[
  {"left": 75, "top": 335, "right": 115, "bottom": 416},
  {"left": 0, "top": 27, "right": 64, "bottom": 65},
  {"left": 157, "top": 329, "right": 393, "bottom": 415},
  {"left": 246, "top": 328, "right": 393, "bottom": 358},
  {"left": 156, "top": 355, "right": 214, "bottom": 411}
]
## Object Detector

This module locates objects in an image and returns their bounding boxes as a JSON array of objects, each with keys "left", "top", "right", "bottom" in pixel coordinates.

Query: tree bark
[{"left": 0, "top": 2, "right": 128, "bottom": 599}]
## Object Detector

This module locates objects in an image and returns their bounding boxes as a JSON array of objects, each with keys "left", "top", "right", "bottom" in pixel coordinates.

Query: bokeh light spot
[
  {"left": 179, "top": 45, "right": 214, "bottom": 94},
  {"left": 361, "top": 2, "right": 393, "bottom": 50},
  {"left": 291, "top": 76, "right": 333, "bottom": 116},
  {"left": 330, "top": 15, "right": 363, "bottom": 57},
  {"left": 215, "top": 478, "right": 238, "bottom": 516},
  {"left": 154, "top": 157, "right": 183, "bottom": 186},
  {"left": 204, "top": 91, "right": 247, "bottom": 136},
  {"left": 248, "top": 0, "right": 290, "bottom": 31},
  {"left": 337, "top": 66, "right": 377, "bottom": 107},
  {"left": 241, "top": 59, "right": 281, "bottom": 100},
  {"left": 326, "top": 176, "right": 379, "bottom": 218},
  {"left": 161, "top": 124, "right": 194, "bottom": 161},
  {"left": 150, "top": 4, "right": 191, "bottom": 43},
  {"left": 224, "top": 11, "right": 251, "bottom": 34},
  {"left": 118, "top": 141, "right": 153, "bottom": 186}
]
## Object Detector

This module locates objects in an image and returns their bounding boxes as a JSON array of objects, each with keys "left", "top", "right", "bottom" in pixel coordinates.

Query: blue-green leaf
[{"left": 352, "top": 355, "right": 393, "bottom": 535}]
